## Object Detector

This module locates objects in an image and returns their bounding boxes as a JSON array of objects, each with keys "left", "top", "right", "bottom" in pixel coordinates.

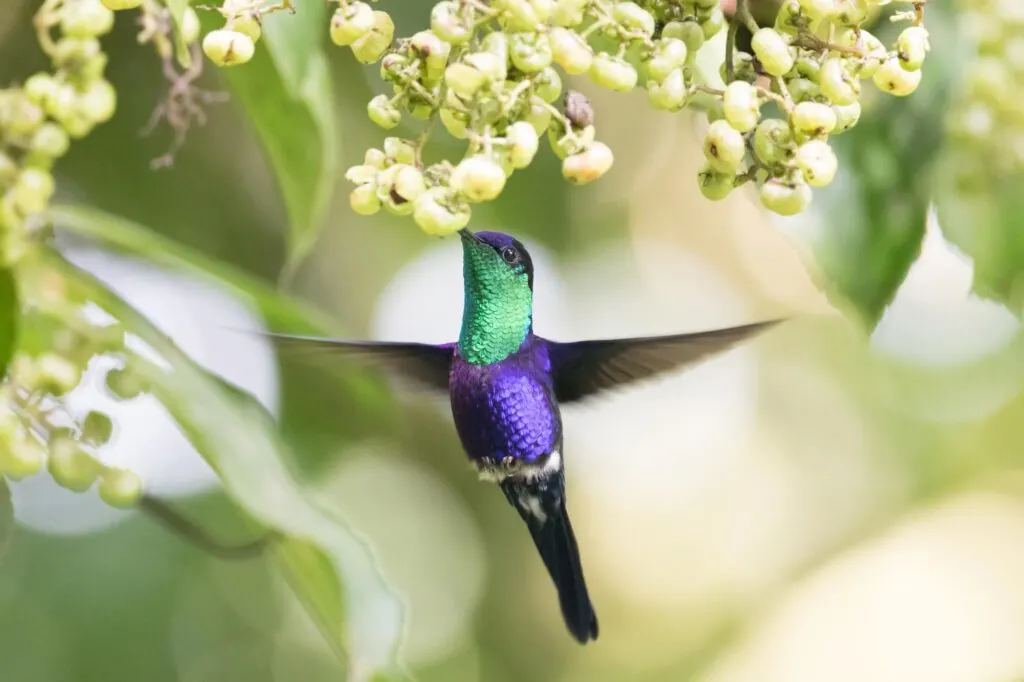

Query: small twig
[{"left": 140, "top": 495, "right": 279, "bottom": 560}]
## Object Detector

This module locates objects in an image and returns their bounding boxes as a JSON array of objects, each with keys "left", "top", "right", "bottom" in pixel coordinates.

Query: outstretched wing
[
  {"left": 547, "top": 320, "right": 782, "bottom": 404},
  {"left": 266, "top": 333, "right": 455, "bottom": 393}
]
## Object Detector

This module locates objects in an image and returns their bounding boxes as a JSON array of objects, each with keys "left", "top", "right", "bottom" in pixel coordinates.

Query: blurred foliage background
[{"left": 5, "top": 1, "right": 1024, "bottom": 681}]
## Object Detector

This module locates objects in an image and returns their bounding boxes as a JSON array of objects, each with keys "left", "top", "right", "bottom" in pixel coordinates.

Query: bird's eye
[{"left": 500, "top": 246, "right": 520, "bottom": 265}]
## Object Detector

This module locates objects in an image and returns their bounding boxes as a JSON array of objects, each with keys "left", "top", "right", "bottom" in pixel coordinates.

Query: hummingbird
[{"left": 269, "top": 229, "right": 780, "bottom": 643}]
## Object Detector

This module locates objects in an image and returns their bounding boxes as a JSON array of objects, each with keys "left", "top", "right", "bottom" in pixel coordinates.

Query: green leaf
[
  {"left": 38, "top": 248, "right": 410, "bottom": 681},
  {"left": 164, "top": 0, "right": 193, "bottom": 69},
  {"left": 215, "top": 2, "right": 338, "bottom": 280},
  {"left": 0, "top": 479, "right": 12, "bottom": 566},
  {"left": 0, "top": 265, "right": 16, "bottom": 379},
  {"left": 808, "top": 9, "right": 959, "bottom": 330}
]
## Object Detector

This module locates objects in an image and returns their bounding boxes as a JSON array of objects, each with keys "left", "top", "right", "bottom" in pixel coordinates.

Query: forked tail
[{"left": 500, "top": 470, "right": 599, "bottom": 643}]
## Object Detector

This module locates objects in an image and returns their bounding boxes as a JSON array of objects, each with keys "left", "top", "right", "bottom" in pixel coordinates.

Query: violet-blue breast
[{"left": 266, "top": 229, "right": 782, "bottom": 644}]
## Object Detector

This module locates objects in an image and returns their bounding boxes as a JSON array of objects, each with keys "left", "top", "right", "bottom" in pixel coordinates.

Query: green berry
[
  {"left": 79, "top": 79, "right": 117, "bottom": 124},
  {"left": 723, "top": 81, "right": 760, "bottom": 133},
  {"left": 101, "top": 0, "right": 142, "bottom": 8},
  {"left": 795, "top": 57, "right": 821, "bottom": 82},
  {"left": 6, "top": 98, "right": 45, "bottom": 136},
  {"left": 37, "top": 353, "right": 81, "bottom": 396},
  {"left": 834, "top": 0, "right": 869, "bottom": 24},
  {"left": 646, "top": 38, "right": 687, "bottom": 84},
  {"left": 590, "top": 53, "right": 637, "bottom": 92},
  {"left": 819, "top": 57, "right": 860, "bottom": 106},
  {"left": 873, "top": 57, "right": 922, "bottom": 97},
  {"left": 228, "top": 11, "right": 262, "bottom": 42},
  {"left": 857, "top": 31, "right": 887, "bottom": 79},
  {"left": 647, "top": 69, "right": 687, "bottom": 110},
  {"left": 663, "top": 20, "right": 705, "bottom": 53},
  {"left": 105, "top": 365, "right": 147, "bottom": 400},
  {"left": 23, "top": 73, "right": 57, "bottom": 106},
  {"left": 451, "top": 155, "right": 506, "bottom": 202},
  {"left": 413, "top": 187, "right": 471, "bottom": 236},
  {"left": 506, "top": 121, "right": 539, "bottom": 168},
  {"left": 330, "top": 2, "right": 374, "bottom": 46},
  {"left": 796, "top": 0, "right": 837, "bottom": 20},
  {"left": 412, "top": 30, "right": 451, "bottom": 81},
  {"left": 61, "top": 0, "right": 115, "bottom": 38},
  {"left": 431, "top": 1, "right": 472, "bottom": 45},
  {"left": 351, "top": 11, "right": 394, "bottom": 64},
  {"left": 345, "top": 164, "right": 378, "bottom": 185},
  {"left": 510, "top": 33, "right": 553, "bottom": 74},
  {"left": 180, "top": 7, "right": 201, "bottom": 44},
  {"left": 795, "top": 140, "right": 837, "bottom": 187},
  {"left": 384, "top": 137, "right": 416, "bottom": 165},
  {"left": 753, "top": 118, "right": 793, "bottom": 164},
  {"left": 2, "top": 436, "right": 45, "bottom": 481},
  {"left": 751, "top": 29, "right": 793, "bottom": 77},
  {"left": 612, "top": 2, "right": 655, "bottom": 38},
  {"left": 525, "top": 102, "right": 552, "bottom": 135},
  {"left": 697, "top": 164, "right": 735, "bottom": 200},
  {"left": 896, "top": 26, "right": 929, "bottom": 72},
  {"left": 12, "top": 168, "right": 55, "bottom": 214},
  {"left": 31, "top": 123, "right": 71, "bottom": 159},
  {"left": 759, "top": 177, "right": 812, "bottom": 215},
  {"left": 350, "top": 183, "right": 381, "bottom": 215},
  {"left": 98, "top": 468, "right": 143, "bottom": 509},
  {"left": 785, "top": 77, "right": 820, "bottom": 103},
  {"left": 440, "top": 106, "right": 469, "bottom": 138},
  {"left": 700, "top": 9, "right": 725, "bottom": 40},
  {"left": 393, "top": 165, "right": 426, "bottom": 203},
  {"left": 47, "top": 437, "right": 102, "bottom": 492},
  {"left": 203, "top": 29, "right": 255, "bottom": 67},
  {"left": 466, "top": 50, "right": 507, "bottom": 83},
  {"left": 550, "top": 27, "right": 593, "bottom": 75},
  {"left": 832, "top": 101, "right": 861, "bottom": 133},
  {"left": 367, "top": 95, "right": 401, "bottom": 129},
  {"left": 552, "top": 0, "right": 587, "bottom": 26},
  {"left": 534, "top": 67, "right": 562, "bottom": 103},
  {"left": 562, "top": 141, "right": 614, "bottom": 185},
  {"left": 498, "top": 0, "right": 549, "bottom": 32},
  {"left": 703, "top": 119, "right": 746, "bottom": 173},
  {"left": 791, "top": 101, "right": 836, "bottom": 136},
  {"left": 365, "top": 148, "right": 387, "bottom": 167}
]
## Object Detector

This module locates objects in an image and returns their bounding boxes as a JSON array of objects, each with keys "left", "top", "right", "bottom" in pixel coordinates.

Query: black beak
[{"left": 459, "top": 229, "right": 483, "bottom": 244}]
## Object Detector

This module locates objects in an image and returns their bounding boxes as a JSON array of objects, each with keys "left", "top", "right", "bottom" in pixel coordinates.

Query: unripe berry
[
  {"left": 819, "top": 57, "right": 860, "bottom": 106},
  {"left": 350, "top": 183, "right": 381, "bottom": 215},
  {"left": 31, "top": 123, "right": 71, "bottom": 159},
  {"left": 37, "top": 353, "right": 81, "bottom": 395},
  {"left": 510, "top": 33, "right": 553, "bottom": 73},
  {"left": 552, "top": 0, "right": 587, "bottom": 26},
  {"left": 753, "top": 118, "right": 793, "bottom": 164},
  {"left": 367, "top": 95, "right": 401, "bottom": 129},
  {"left": 431, "top": 1, "right": 472, "bottom": 45},
  {"left": 12, "top": 168, "right": 55, "bottom": 214},
  {"left": 414, "top": 188, "right": 471, "bottom": 236},
  {"left": 101, "top": 0, "right": 141, "bottom": 8},
  {"left": 646, "top": 38, "right": 687, "bottom": 84},
  {"left": 48, "top": 437, "right": 102, "bottom": 492},
  {"left": 663, "top": 20, "right": 704, "bottom": 53},
  {"left": 99, "top": 468, "right": 143, "bottom": 509},
  {"left": 873, "top": 57, "right": 921, "bottom": 96},
  {"left": 351, "top": 11, "right": 394, "bottom": 64},
  {"left": 445, "top": 63, "right": 487, "bottom": 99},
  {"left": 499, "top": 0, "right": 549, "bottom": 32},
  {"left": 896, "top": 26, "right": 929, "bottom": 72},
  {"left": 377, "top": 168, "right": 415, "bottom": 217},
  {"left": 700, "top": 9, "right": 725, "bottom": 40},
  {"left": 613, "top": 2, "right": 656, "bottom": 38},
  {"left": 525, "top": 102, "right": 552, "bottom": 135},
  {"left": 834, "top": 0, "right": 868, "bottom": 24},
  {"left": 2, "top": 437, "right": 44, "bottom": 481},
  {"left": 857, "top": 31, "right": 887, "bottom": 79},
  {"left": 723, "top": 81, "right": 760, "bottom": 133},
  {"left": 105, "top": 364, "right": 148, "bottom": 400},
  {"left": 330, "top": 2, "right": 374, "bottom": 46},
  {"left": 451, "top": 155, "right": 506, "bottom": 202},
  {"left": 412, "top": 30, "right": 451, "bottom": 80},
  {"left": 795, "top": 139, "right": 837, "bottom": 187},
  {"left": 797, "top": 0, "right": 836, "bottom": 20},
  {"left": 506, "top": 121, "right": 539, "bottom": 168},
  {"left": 61, "top": 0, "right": 115, "bottom": 38},
  {"left": 751, "top": 29, "right": 793, "bottom": 77},
  {"left": 534, "top": 67, "right": 562, "bottom": 103},
  {"left": 647, "top": 69, "right": 687, "bottom": 110},
  {"left": 791, "top": 101, "right": 836, "bottom": 136},
  {"left": 759, "top": 177, "right": 811, "bottom": 215},
  {"left": 832, "top": 101, "right": 861, "bottom": 133},
  {"left": 345, "top": 164, "right": 378, "bottom": 185},
  {"left": 228, "top": 12, "right": 263, "bottom": 42},
  {"left": 5, "top": 99, "right": 45, "bottom": 136},
  {"left": 79, "top": 79, "right": 117, "bottom": 124},
  {"left": 703, "top": 119, "right": 746, "bottom": 172},
  {"left": 590, "top": 53, "right": 637, "bottom": 93},
  {"left": 203, "top": 29, "right": 255, "bottom": 67},
  {"left": 697, "top": 164, "right": 735, "bottom": 200},
  {"left": 786, "top": 77, "right": 820, "bottom": 103},
  {"left": 393, "top": 165, "right": 426, "bottom": 204},
  {"left": 468, "top": 49, "right": 507, "bottom": 82},
  {"left": 440, "top": 106, "right": 469, "bottom": 138},
  {"left": 53, "top": 37, "right": 102, "bottom": 67},
  {"left": 24, "top": 73, "right": 57, "bottom": 106},
  {"left": 384, "top": 137, "right": 416, "bottom": 165},
  {"left": 550, "top": 27, "right": 593, "bottom": 75},
  {"left": 562, "top": 142, "right": 614, "bottom": 185},
  {"left": 365, "top": 148, "right": 387, "bottom": 168},
  {"left": 180, "top": 7, "right": 201, "bottom": 44}
]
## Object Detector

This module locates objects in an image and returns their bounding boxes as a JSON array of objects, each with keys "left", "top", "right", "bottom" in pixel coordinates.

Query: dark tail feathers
[{"left": 500, "top": 472, "right": 599, "bottom": 643}]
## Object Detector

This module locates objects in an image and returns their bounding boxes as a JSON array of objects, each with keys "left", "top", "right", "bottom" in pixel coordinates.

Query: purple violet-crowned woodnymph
[{"left": 269, "top": 229, "right": 781, "bottom": 644}]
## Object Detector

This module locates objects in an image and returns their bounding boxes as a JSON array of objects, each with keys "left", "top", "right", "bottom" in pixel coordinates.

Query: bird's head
[{"left": 458, "top": 229, "right": 535, "bottom": 295}]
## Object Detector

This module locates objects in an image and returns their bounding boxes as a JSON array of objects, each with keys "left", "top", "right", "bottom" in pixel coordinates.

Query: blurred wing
[
  {"left": 266, "top": 333, "right": 454, "bottom": 393},
  {"left": 548, "top": 320, "right": 782, "bottom": 403}
]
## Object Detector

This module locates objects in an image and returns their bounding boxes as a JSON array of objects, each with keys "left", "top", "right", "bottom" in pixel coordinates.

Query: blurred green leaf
[
  {"left": 38, "top": 247, "right": 410, "bottom": 682},
  {"left": 811, "top": 8, "right": 958, "bottom": 330},
  {"left": 215, "top": 2, "right": 338, "bottom": 280},
  {"left": 163, "top": 0, "right": 193, "bottom": 69},
  {"left": 0, "top": 266, "right": 15, "bottom": 379},
  {"left": 0, "top": 479, "right": 11, "bottom": 565}
]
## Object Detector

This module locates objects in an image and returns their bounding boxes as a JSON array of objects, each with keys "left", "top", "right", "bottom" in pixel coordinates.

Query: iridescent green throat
[{"left": 457, "top": 248, "right": 533, "bottom": 366}]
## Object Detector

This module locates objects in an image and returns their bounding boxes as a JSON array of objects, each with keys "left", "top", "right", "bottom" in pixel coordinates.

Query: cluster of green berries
[
  {"left": 698, "top": 0, "right": 930, "bottom": 215},
  {"left": 946, "top": 0, "right": 1024, "bottom": 190},
  {"left": 0, "top": 0, "right": 150, "bottom": 509}
]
